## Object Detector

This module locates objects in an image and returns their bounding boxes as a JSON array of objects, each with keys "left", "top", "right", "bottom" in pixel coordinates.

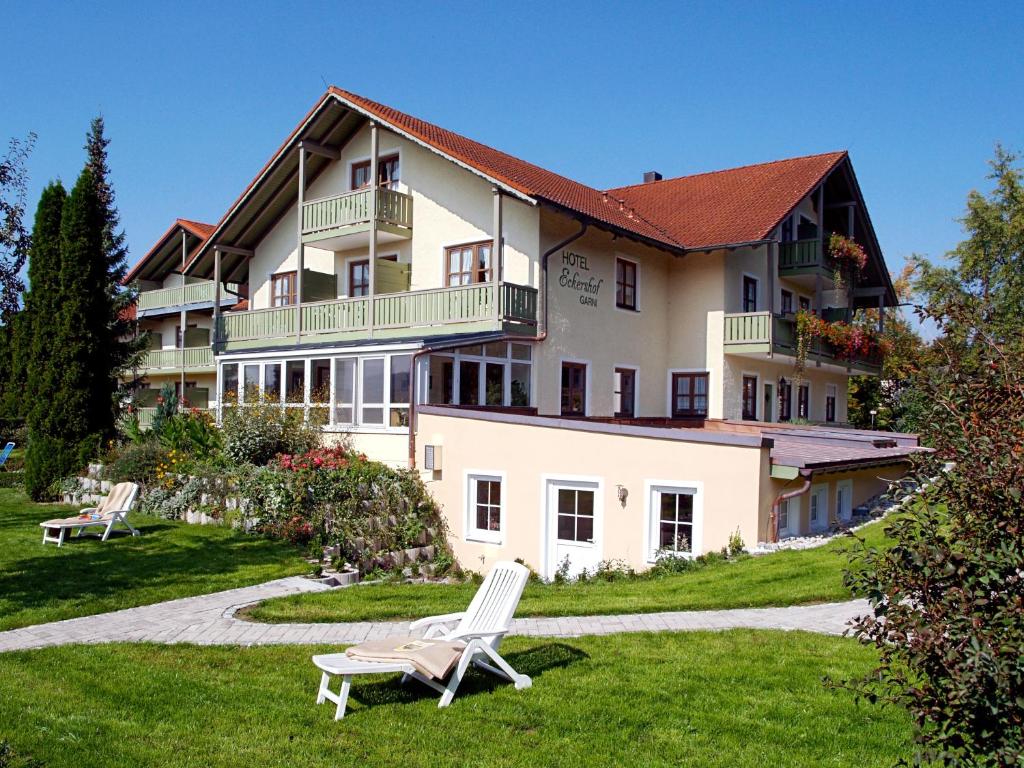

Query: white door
[
  {"left": 545, "top": 479, "right": 601, "bottom": 580},
  {"left": 836, "top": 481, "right": 853, "bottom": 523},
  {"left": 809, "top": 485, "right": 829, "bottom": 532}
]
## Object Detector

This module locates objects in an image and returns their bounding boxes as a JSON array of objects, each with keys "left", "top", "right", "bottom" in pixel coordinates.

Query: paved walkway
[{"left": 0, "top": 576, "right": 869, "bottom": 653}]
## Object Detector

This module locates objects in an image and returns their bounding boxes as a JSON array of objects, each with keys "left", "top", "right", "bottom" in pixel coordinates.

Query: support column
[
  {"left": 368, "top": 121, "right": 379, "bottom": 334},
  {"left": 180, "top": 230, "right": 187, "bottom": 400},
  {"left": 766, "top": 240, "right": 776, "bottom": 316},
  {"left": 878, "top": 293, "right": 885, "bottom": 333},
  {"left": 492, "top": 187, "right": 503, "bottom": 322},
  {"left": 296, "top": 146, "right": 306, "bottom": 344},
  {"left": 213, "top": 248, "right": 222, "bottom": 350}
]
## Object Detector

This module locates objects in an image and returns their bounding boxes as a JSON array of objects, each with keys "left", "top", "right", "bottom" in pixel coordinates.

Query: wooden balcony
[
  {"left": 136, "top": 279, "right": 239, "bottom": 316},
  {"left": 301, "top": 188, "right": 412, "bottom": 246},
  {"left": 140, "top": 347, "right": 216, "bottom": 374},
  {"left": 218, "top": 282, "right": 538, "bottom": 351},
  {"left": 723, "top": 311, "right": 881, "bottom": 374}
]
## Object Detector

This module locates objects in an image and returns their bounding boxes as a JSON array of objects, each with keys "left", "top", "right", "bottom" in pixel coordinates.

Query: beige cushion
[{"left": 345, "top": 636, "right": 466, "bottom": 680}]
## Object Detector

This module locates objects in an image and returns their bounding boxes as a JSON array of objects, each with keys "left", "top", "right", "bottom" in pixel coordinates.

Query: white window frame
[
  {"left": 559, "top": 357, "right": 591, "bottom": 417},
  {"left": 539, "top": 474, "right": 604, "bottom": 579},
  {"left": 464, "top": 470, "right": 506, "bottom": 544},
  {"left": 643, "top": 480, "right": 704, "bottom": 562},
  {"left": 778, "top": 495, "right": 799, "bottom": 538},
  {"left": 332, "top": 357, "right": 357, "bottom": 426},
  {"left": 613, "top": 254, "right": 641, "bottom": 313},
  {"left": 809, "top": 483, "right": 829, "bottom": 532},
  {"left": 612, "top": 364, "right": 638, "bottom": 418},
  {"left": 836, "top": 479, "right": 854, "bottom": 523}
]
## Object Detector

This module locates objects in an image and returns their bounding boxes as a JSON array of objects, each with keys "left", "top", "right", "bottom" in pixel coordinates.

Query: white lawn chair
[
  {"left": 312, "top": 560, "right": 532, "bottom": 719},
  {"left": 40, "top": 482, "right": 141, "bottom": 547}
]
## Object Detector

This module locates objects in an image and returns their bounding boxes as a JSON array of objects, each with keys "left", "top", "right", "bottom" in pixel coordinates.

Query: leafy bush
[
  {"left": 0, "top": 471, "right": 24, "bottom": 488},
  {"left": 220, "top": 391, "right": 319, "bottom": 466},
  {"left": 148, "top": 383, "right": 178, "bottom": 435},
  {"left": 100, "top": 437, "right": 166, "bottom": 485},
  {"left": 24, "top": 434, "right": 92, "bottom": 501},
  {"left": 158, "top": 409, "right": 222, "bottom": 460}
]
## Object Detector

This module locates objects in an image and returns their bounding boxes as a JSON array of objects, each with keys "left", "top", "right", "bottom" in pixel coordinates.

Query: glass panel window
[
  {"left": 468, "top": 475, "right": 502, "bottom": 541},
  {"left": 799, "top": 296, "right": 811, "bottom": 312},
  {"left": 389, "top": 354, "right": 411, "bottom": 427},
  {"left": 779, "top": 499, "right": 790, "bottom": 532},
  {"left": 285, "top": 361, "right": 305, "bottom": 404},
  {"left": 222, "top": 364, "right": 239, "bottom": 404},
  {"left": 825, "top": 384, "right": 837, "bottom": 423},
  {"left": 657, "top": 491, "right": 694, "bottom": 554},
  {"left": 485, "top": 362, "right": 504, "bottom": 406},
  {"left": 556, "top": 488, "right": 595, "bottom": 543},
  {"left": 484, "top": 342, "right": 507, "bottom": 358},
  {"left": 779, "top": 379, "right": 793, "bottom": 422},
  {"left": 672, "top": 373, "right": 709, "bottom": 417},
  {"left": 561, "top": 362, "right": 586, "bottom": 416},
  {"left": 781, "top": 290, "right": 794, "bottom": 315},
  {"left": 311, "top": 359, "right": 330, "bottom": 404},
  {"left": 742, "top": 276, "right": 758, "bottom": 313},
  {"left": 810, "top": 493, "right": 819, "bottom": 523},
  {"left": 614, "top": 368, "right": 636, "bottom": 418},
  {"left": 271, "top": 272, "right": 296, "bottom": 307},
  {"left": 243, "top": 364, "right": 260, "bottom": 400},
  {"left": 742, "top": 375, "right": 758, "bottom": 420},
  {"left": 334, "top": 358, "right": 356, "bottom": 424},
  {"left": 263, "top": 363, "right": 281, "bottom": 401},
  {"left": 361, "top": 358, "right": 384, "bottom": 424},
  {"left": 459, "top": 360, "right": 480, "bottom": 406},
  {"left": 351, "top": 154, "right": 399, "bottom": 189},
  {"left": 510, "top": 363, "right": 531, "bottom": 407},
  {"left": 428, "top": 355, "right": 454, "bottom": 405},
  {"left": 616, "top": 258, "right": 638, "bottom": 310},
  {"left": 798, "top": 384, "right": 809, "bottom": 420},
  {"left": 510, "top": 343, "right": 532, "bottom": 361},
  {"left": 445, "top": 241, "right": 493, "bottom": 286},
  {"left": 348, "top": 260, "right": 370, "bottom": 297}
]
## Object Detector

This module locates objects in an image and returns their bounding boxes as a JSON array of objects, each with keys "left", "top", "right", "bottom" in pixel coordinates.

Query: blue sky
[{"left": 4, "top": 0, "right": 1022, "bottom": 325}]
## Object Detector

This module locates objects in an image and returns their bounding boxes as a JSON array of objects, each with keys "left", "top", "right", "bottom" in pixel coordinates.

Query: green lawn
[
  {"left": 0, "top": 488, "right": 309, "bottom": 631},
  {"left": 245, "top": 520, "right": 887, "bottom": 624},
  {"left": 0, "top": 630, "right": 909, "bottom": 768}
]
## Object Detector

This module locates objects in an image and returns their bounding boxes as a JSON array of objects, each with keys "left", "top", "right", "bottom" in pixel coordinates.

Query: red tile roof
[
  {"left": 124, "top": 218, "right": 216, "bottom": 284},
  {"left": 177, "top": 218, "right": 216, "bottom": 241},
  {"left": 607, "top": 152, "right": 848, "bottom": 250},
  {"left": 328, "top": 88, "right": 682, "bottom": 248}
]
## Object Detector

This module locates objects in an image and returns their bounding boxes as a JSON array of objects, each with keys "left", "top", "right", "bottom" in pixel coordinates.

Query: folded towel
[{"left": 346, "top": 636, "right": 467, "bottom": 680}]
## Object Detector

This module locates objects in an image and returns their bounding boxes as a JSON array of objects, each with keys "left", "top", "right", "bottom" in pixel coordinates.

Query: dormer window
[{"left": 351, "top": 154, "right": 399, "bottom": 190}]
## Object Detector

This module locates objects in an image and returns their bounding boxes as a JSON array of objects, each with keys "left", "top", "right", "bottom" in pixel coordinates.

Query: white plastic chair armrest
[
  {"left": 409, "top": 612, "right": 465, "bottom": 631},
  {"left": 79, "top": 507, "right": 99, "bottom": 515},
  {"left": 444, "top": 627, "right": 510, "bottom": 642}
]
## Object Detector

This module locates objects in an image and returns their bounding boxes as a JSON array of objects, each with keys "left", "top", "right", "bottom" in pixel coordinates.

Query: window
[
  {"left": 459, "top": 360, "right": 480, "bottom": 406},
  {"left": 561, "top": 362, "right": 587, "bottom": 416},
  {"left": 671, "top": 373, "right": 709, "bottom": 417},
  {"left": 263, "top": 363, "right": 281, "bottom": 400},
  {"left": 658, "top": 490, "right": 694, "bottom": 554},
  {"left": 799, "top": 296, "right": 811, "bottom": 312},
  {"left": 286, "top": 361, "right": 305, "bottom": 405},
  {"left": 243, "top": 364, "right": 260, "bottom": 396},
  {"left": 614, "top": 368, "right": 636, "bottom": 418},
  {"left": 615, "top": 258, "right": 638, "bottom": 310},
  {"left": 445, "top": 241, "right": 492, "bottom": 286},
  {"left": 779, "top": 379, "right": 792, "bottom": 421},
  {"left": 742, "top": 375, "right": 758, "bottom": 420},
  {"left": 825, "top": 384, "right": 837, "bottom": 423},
  {"left": 361, "top": 358, "right": 385, "bottom": 425},
  {"left": 556, "top": 488, "right": 594, "bottom": 542},
  {"left": 781, "top": 289, "right": 793, "bottom": 315},
  {"left": 333, "top": 358, "right": 356, "bottom": 424},
  {"left": 222, "top": 364, "right": 239, "bottom": 403},
  {"left": 271, "top": 272, "right": 297, "bottom": 307},
  {"left": 389, "top": 354, "right": 411, "bottom": 427},
  {"left": 809, "top": 492, "right": 819, "bottom": 525},
  {"left": 781, "top": 218, "right": 794, "bottom": 243},
  {"left": 742, "top": 275, "right": 758, "bottom": 313},
  {"left": 351, "top": 154, "right": 399, "bottom": 190},
  {"left": 778, "top": 498, "right": 791, "bottom": 534},
  {"left": 348, "top": 260, "right": 369, "bottom": 297},
  {"left": 797, "top": 215, "right": 817, "bottom": 240},
  {"left": 467, "top": 474, "right": 503, "bottom": 543},
  {"left": 426, "top": 343, "right": 532, "bottom": 408},
  {"left": 798, "top": 383, "right": 809, "bottom": 420},
  {"left": 763, "top": 382, "right": 774, "bottom": 423}
]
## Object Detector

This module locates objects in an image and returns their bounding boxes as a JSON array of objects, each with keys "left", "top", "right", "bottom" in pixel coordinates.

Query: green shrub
[
  {"left": 0, "top": 471, "right": 24, "bottom": 488},
  {"left": 158, "top": 410, "right": 222, "bottom": 459},
  {"left": 24, "top": 434, "right": 92, "bottom": 501},
  {"left": 220, "top": 390, "right": 320, "bottom": 466},
  {"left": 101, "top": 437, "right": 166, "bottom": 485}
]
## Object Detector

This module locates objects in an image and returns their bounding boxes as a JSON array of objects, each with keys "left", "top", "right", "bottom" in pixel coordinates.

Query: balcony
[
  {"left": 140, "top": 347, "right": 216, "bottom": 374},
  {"left": 136, "top": 279, "right": 240, "bottom": 317},
  {"left": 777, "top": 239, "right": 836, "bottom": 289},
  {"left": 217, "top": 282, "right": 538, "bottom": 351},
  {"left": 723, "top": 311, "right": 881, "bottom": 374},
  {"left": 301, "top": 188, "right": 413, "bottom": 248}
]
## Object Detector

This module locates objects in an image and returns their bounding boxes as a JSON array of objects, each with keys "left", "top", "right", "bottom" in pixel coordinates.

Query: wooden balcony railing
[
  {"left": 136, "top": 280, "right": 239, "bottom": 312},
  {"left": 218, "top": 282, "right": 538, "bottom": 346},
  {"left": 723, "top": 311, "right": 881, "bottom": 371},
  {"left": 141, "top": 347, "right": 215, "bottom": 371},
  {"left": 778, "top": 239, "right": 829, "bottom": 271},
  {"left": 301, "top": 188, "right": 413, "bottom": 241}
]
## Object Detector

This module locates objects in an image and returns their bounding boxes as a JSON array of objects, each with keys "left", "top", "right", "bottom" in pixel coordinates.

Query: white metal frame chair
[
  {"left": 312, "top": 560, "right": 532, "bottom": 719},
  {"left": 40, "top": 482, "right": 141, "bottom": 547}
]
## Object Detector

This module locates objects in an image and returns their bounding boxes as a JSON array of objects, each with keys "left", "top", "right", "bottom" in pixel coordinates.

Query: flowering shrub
[
  {"left": 220, "top": 389, "right": 321, "bottom": 466},
  {"left": 794, "top": 310, "right": 889, "bottom": 380},
  {"left": 828, "top": 233, "right": 868, "bottom": 289}
]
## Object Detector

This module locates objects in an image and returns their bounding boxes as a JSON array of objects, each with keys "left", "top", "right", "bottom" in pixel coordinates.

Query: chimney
[{"left": 643, "top": 171, "right": 663, "bottom": 183}]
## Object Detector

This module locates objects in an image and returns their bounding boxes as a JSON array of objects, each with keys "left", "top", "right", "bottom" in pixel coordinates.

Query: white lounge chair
[
  {"left": 40, "top": 482, "right": 141, "bottom": 547},
  {"left": 312, "top": 560, "right": 532, "bottom": 719}
]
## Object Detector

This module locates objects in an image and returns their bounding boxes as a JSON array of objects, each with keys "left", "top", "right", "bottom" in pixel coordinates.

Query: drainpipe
[
  {"left": 768, "top": 471, "right": 812, "bottom": 543},
  {"left": 537, "top": 220, "right": 589, "bottom": 340}
]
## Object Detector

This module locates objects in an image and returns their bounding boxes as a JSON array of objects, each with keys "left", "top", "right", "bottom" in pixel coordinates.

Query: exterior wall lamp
[{"left": 616, "top": 485, "right": 628, "bottom": 507}]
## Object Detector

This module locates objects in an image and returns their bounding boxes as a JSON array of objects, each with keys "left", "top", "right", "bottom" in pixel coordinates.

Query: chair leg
[
  {"left": 316, "top": 672, "right": 330, "bottom": 705},
  {"left": 336, "top": 676, "right": 351, "bottom": 720},
  {"left": 477, "top": 643, "right": 533, "bottom": 690},
  {"left": 439, "top": 641, "right": 479, "bottom": 708}
]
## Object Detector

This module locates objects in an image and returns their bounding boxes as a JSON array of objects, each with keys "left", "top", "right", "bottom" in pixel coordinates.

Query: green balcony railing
[
  {"left": 301, "top": 188, "right": 413, "bottom": 241},
  {"left": 723, "top": 311, "right": 881, "bottom": 372},
  {"left": 219, "top": 282, "right": 538, "bottom": 346},
  {"left": 141, "top": 347, "right": 215, "bottom": 371},
  {"left": 135, "top": 280, "right": 240, "bottom": 312},
  {"left": 778, "top": 239, "right": 828, "bottom": 271},
  {"left": 723, "top": 312, "right": 773, "bottom": 345}
]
